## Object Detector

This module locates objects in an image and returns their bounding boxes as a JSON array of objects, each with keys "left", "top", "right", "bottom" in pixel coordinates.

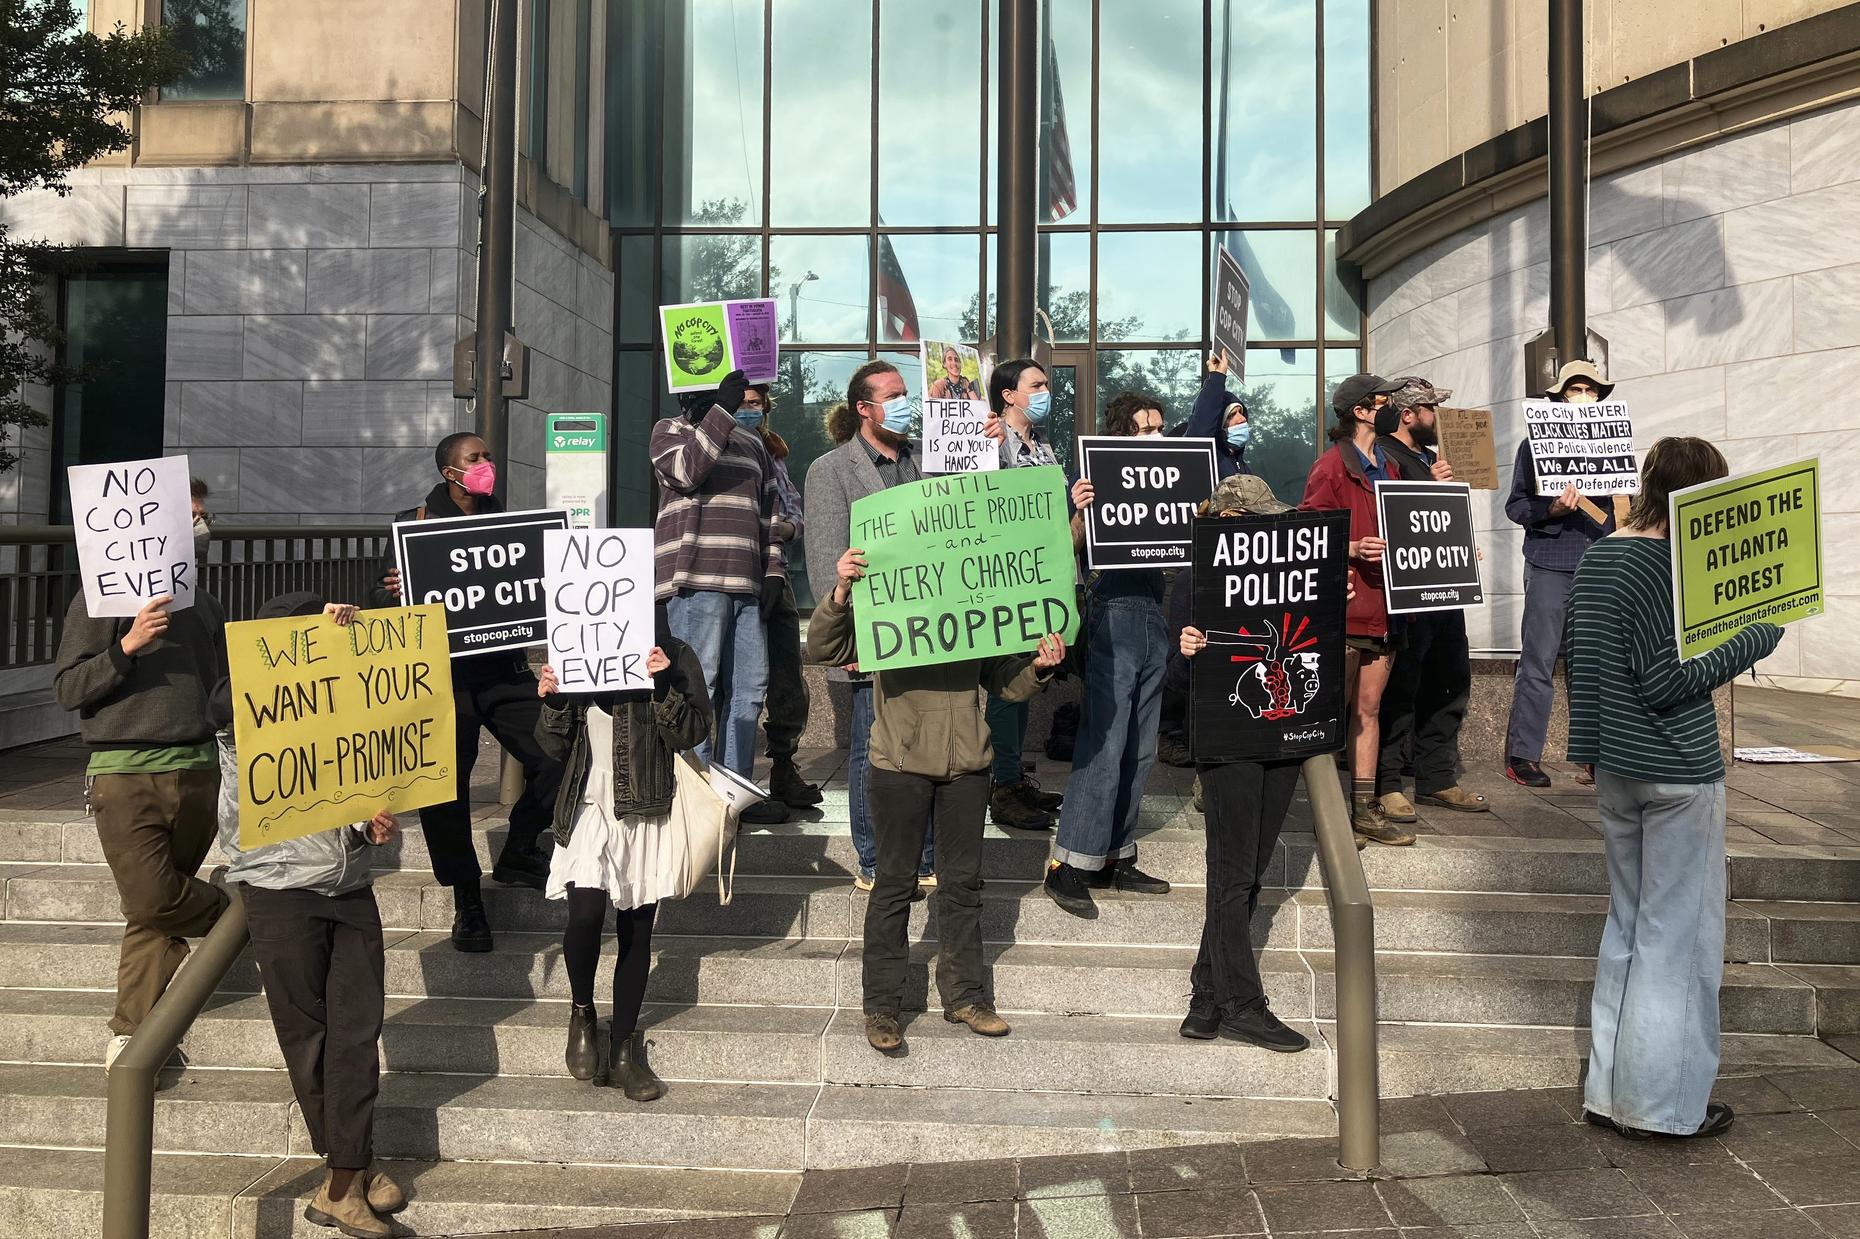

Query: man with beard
[{"left": 1373, "top": 378, "right": 1490, "bottom": 824}]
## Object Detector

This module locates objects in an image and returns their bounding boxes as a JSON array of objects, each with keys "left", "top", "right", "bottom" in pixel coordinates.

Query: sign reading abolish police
[
  {"left": 1524, "top": 398, "right": 1638, "bottom": 497},
  {"left": 1078, "top": 436, "right": 1218, "bottom": 570},
  {"left": 1671, "top": 457, "right": 1823, "bottom": 660},
  {"left": 393, "top": 508, "right": 570, "bottom": 657},
  {"left": 1189, "top": 511, "right": 1349, "bottom": 764},
  {"left": 543, "top": 528, "right": 655, "bottom": 692},
  {"left": 227, "top": 604, "right": 456, "bottom": 849},
  {"left": 1375, "top": 480, "right": 1485, "bottom": 613},
  {"left": 849, "top": 466, "right": 1079, "bottom": 672}
]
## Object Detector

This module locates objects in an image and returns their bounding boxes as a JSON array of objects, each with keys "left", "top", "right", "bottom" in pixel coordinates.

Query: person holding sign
[
  {"left": 1564, "top": 438, "right": 1783, "bottom": 1141},
  {"left": 1300, "top": 373, "right": 1417, "bottom": 848},
  {"left": 372, "top": 432, "right": 566, "bottom": 952},
  {"left": 807, "top": 544, "right": 1066, "bottom": 1055},
  {"left": 534, "top": 621, "right": 711, "bottom": 1102},
  {"left": 1503, "top": 359, "right": 1618, "bottom": 789},
  {"left": 1186, "top": 350, "right": 1255, "bottom": 481}
]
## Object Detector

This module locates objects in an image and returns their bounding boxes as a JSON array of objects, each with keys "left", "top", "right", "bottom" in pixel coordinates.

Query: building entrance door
[{"left": 1043, "top": 348, "right": 1093, "bottom": 473}]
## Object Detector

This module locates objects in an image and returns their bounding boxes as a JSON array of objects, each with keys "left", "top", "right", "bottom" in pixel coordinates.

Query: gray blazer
[{"left": 803, "top": 438, "right": 896, "bottom": 683}]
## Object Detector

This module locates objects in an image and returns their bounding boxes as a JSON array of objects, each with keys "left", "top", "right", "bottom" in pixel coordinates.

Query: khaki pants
[{"left": 91, "top": 769, "right": 228, "bottom": 1036}]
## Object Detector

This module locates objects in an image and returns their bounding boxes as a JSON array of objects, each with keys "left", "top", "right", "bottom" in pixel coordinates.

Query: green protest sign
[
  {"left": 848, "top": 466, "right": 1079, "bottom": 672},
  {"left": 1671, "top": 457, "right": 1823, "bottom": 660}
]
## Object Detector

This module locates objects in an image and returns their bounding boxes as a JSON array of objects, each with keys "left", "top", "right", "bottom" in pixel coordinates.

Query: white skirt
[{"left": 546, "top": 802, "right": 680, "bottom": 910}]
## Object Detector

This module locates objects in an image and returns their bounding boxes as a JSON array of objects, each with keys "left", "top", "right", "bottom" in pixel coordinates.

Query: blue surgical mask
[
  {"left": 734, "top": 407, "right": 764, "bottom": 429},
  {"left": 1025, "top": 390, "right": 1052, "bottom": 423},
  {"left": 1225, "top": 422, "right": 1253, "bottom": 451},
  {"left": 880, "top": 394, "right": 916, "bottom": 436}
]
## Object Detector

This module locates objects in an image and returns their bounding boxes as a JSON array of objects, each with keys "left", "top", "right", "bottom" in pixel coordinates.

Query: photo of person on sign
[{"left": 925, "top": 341, "right": 984, "bottom": 401}]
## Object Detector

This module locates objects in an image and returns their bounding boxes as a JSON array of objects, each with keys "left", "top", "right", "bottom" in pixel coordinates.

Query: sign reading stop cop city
[
  {"left": 393, "top": 508, "right": 571, "bottom": 656},
  {"left": 1078, "top": 436, "right": 1219, "bottom": 570},
  {"left": 1374, "top": 480, "right": 1485, "bottom": 614},
  {"left": 1671, "top": 458, "right": 1823, "bottom": 661}
]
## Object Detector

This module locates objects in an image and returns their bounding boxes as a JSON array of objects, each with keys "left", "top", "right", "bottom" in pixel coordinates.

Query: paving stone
[
  {"left": 1766, "top": 1066, "right": 1860, "bottom": 1111},
  {"left": 901, "top": 1158, "right": 1019, "bottom": 1205},
  {"left": 1751, "top": 1155, "right": 1860, "bottom": 1207},
  {"left": 776, "top": 1209, "right": 896, "bottom": 1238},
  {"left": 1376, "top": 1175, "right": 1525, "bottom": 1227},
  {"left": 1717, "top": 1111, "right": 1860, "bottom": 1163},
  {"left": 788, "top": 1165, "right": 908, "bottom": 1215},
  {"left": 1442, "top": 1088, "right": 1578, "bottom": 1131},
  {"left": 1710, "top": 1074, "right": 1802, "bottom": 1115},
  {"left": 1239, "top": 1137, "right": 1358, "bottom": 1183},
  {"left": 1015, "top": 1191, "right": 1140, "bottom": 1238},
  {"left": 1253, "top": 1180, "right": 1391, "bottom": 1232},
  {"left": 1125, "top": 1143, "right": 1245, "bottom": 1195},
  {"left": 1622, "top": 1163, "right": 1785, "bottom": 1213},
  {"left": 1017, "top": 1151, "right": 1130, "bottom": 1199},
  {"left": 1376, "top": 1126, "right": 1490, "bottom": 1177},
  {"left": 894, "top": 1200, "right": 1017, "bottom": 1239},
  {"left": 1499, "top": 1168, "right": 1660, "bottom": 1221},
  {"left": 1132, "top": 1187, "right": 1265, "bottom": 1237},
  {"left": 1663, "top": 1208, "right": 1826, "bottom": 1237},
  {"left": 1530, "top": 1220, "right": 1684, "bottom": 1238},
  {"left": 1464, "top": 1125, "right": 1610, "bottom": 1173},
  {"left": 1801, "top": 1203, "right": 1860, "bottom": 1236}
]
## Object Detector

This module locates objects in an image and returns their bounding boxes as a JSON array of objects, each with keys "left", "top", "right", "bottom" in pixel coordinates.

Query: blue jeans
[
  {"left": 986, "top": 695, "right": 1029, "bottom": 786},
  {"left": 1585, "top": 770, "right": 1726, "bottom": 1135},
  {"left": 665, "top": 590, "right": 767, "bottom": 779},
  {"left": 848, "top": 680, "right": 931, "bottom": 878},
  {"left": 1506, "top": 564, "right": 1574, "bottom": 762},
  {"left": 1053, "top": 598, "right": 1167, "bottom": 870}
]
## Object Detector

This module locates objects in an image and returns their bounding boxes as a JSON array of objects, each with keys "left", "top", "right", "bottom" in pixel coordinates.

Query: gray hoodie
[{"left": 215, "top": 735, "right": 380, "bottom": 896}]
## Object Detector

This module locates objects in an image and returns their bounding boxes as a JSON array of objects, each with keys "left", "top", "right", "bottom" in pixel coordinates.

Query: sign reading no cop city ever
[
  {"left": 393, "top": 509, "right": 571, "bottom": 657},
  {"left": 1671, "top": 458, "right": 1823, "bottom": 660}
]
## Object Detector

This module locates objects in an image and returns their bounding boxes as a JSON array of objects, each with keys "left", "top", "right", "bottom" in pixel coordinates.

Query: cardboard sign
[
  {"left": 1434, "top": 408, "right": 1498, "bottom": 491},
  {"left": 227, "top": 604, "right": 456, "bottom": 849},
  {"left": 1671, "top": 458, "right": 1823, "bottom": 660},
  {"left": 659, "top": 298, "right": 780, "bottom": 392},
  {"left": 1212, "top": 244, "right": 1250, "bottom": 379},
  {"left": 68, "top": 455, "right": 197, "bottom": 616},
  {"left": 1524, "top": 398, "right": 1638, "bottom": 497},
  {"left": 1375, "top": 481, "right": 1485, "bottom": 613},
  {"left": 1078, "top": 436, "right": 1219, "bottom": 571},
  {"left": 848, "top": 467, "right": 1079, "bottom": 672},
  {"left": 1189, "top": 511, "right": 1350, "bottom": 763},
  {"left": 542, "top": 529, "right": 655, "bottom": 692},
  {"left": 545, "top": 414, "right": 607, "bottom": 529},
  {"left": 393, "top": 508, "right": 570, "bottom": 657},
  {"left": 920, "top": 339, "right": 998, "bottom": 474}
]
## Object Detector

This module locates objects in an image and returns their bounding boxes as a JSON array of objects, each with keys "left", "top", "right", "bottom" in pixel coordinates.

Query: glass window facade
[
  {"left": 52, "top": 264, "right": 171, "bottom": 523},
  {"left": 610, "top": 0, "right": 1368, "bottom": 603},
  {"left": 160, "top": 0, "right": 247, "bottom": 101}
]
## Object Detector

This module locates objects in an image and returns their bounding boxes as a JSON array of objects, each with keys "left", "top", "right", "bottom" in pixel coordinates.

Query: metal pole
[
  {"left": 475, "top": 0, "right": 521, "bottom": 505},
  {"left": 995, "top": 0, "right": 1039, "bottom": 362},
  {"left": 1548, "top": 0, "right": 1586, "bottom": 364}
]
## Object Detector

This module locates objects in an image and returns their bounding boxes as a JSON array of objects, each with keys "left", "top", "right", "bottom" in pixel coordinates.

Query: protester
[
  {"left": 54, "top": 583, "right": 230, "bottom": 1069},
  {"left": 535, "top": 618, "right": 710, "bottom": 1102},
  {"left": 1301, "top": 374, "right": 1416, "bottom": 847},
  {"left": 803, "top": 363, "right": 936, "bottom": 890},
  {"left": 926, "top": 343, "right": 984, "bottom": 400},
  {"left": 1044, "top": 390, "right": 1173, "bottom": 916},
  {"left": 982, "top": 358, "right": 1065, "bottom": 830},
  {"left": 1186, "top": 350, "right": 1254, "bottom": 480},
  {"left": 1175, "top": 473, "right": 1312, "bottom": 1052},
  {"left": 209, "top": 593, "right": 405, "bottom": 1238},
  {"left": 650, "top": 369, "right": 789, "bottom": 826},
  {"left": 373, "top": 432, "right": 564, "bottom": 952},
  {"left": 743, "top": 383, "right": 822, "bottom": 811},
  {"left": 189, "top": 477, "right": 213, "bottom": 564},
  {"left": 1504, "top": 359, "right": 1618, "bottom": 788},
  {"left": 1373, "top": 378, "right": 1489, "bottom": 821},
  {"left": 809, "top": 544, "right": 1067, "bottom": 1054},
  {"left": 1565, "top": 436, "right": 1782, "bottom": 1141}
]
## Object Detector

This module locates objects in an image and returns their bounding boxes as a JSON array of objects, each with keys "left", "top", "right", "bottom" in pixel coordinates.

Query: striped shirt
[
  {"left": 650, "top": 404, "right": 782, "bottom": 600},
  {"left": 1564, "top": 536, "right": 1781, "bottom": 783}
]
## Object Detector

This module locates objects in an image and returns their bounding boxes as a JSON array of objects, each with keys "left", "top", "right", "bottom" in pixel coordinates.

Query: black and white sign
[
  {"left": 394, "top": 508, "right": 570, "bottom": 657},
  {"left": 69, "top": 454, "right": 197, "bottom": 616},
  {"left": 1211, "top": 244, "right": 1250, "bottom": 379},
  {"left": 1079, "top": 437, "right": 1219, "bottom": 570},
  {"left": 543, "top": 528, "right": 655, "bottom": 691},
  {"left": 1524, "top": 398, "right": 1638, "bottom": 497},
  {"left": 1189, "top": 511, "right": 1350, "bottom": 763},
  {"left": 1375, "top": 480, "right": 1484, "bottom": 614}
]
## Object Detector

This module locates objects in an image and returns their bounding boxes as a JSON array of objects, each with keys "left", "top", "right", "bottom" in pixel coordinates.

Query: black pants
[
  {"left": 762, "top": 578, "right": 810, "bottom": 762},
  {"left": 241, "top": 884, "right": 385, "bottom": 1170},
  {"left": 419, "top": 656, "right": 563, "bottom": 886},
  {"left": 1375, "top": 611, "right": 1472, "bottom": 797},
  {"left": 562, "top": 886, "right": 658, "bottom": 1037},
  {"left": 1191, "top": 759, "right": 1300, "bottom": 1014},
  {"left": 864, "top": 768, "right": 989, "bottom": 1017}
]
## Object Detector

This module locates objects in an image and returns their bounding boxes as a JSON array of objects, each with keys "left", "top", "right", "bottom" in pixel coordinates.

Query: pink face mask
[{"left": 455, "top": 459, "right": 497, "bottom": 496}]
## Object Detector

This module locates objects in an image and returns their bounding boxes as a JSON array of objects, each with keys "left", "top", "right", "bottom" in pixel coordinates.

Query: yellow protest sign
[{"left": 227, "top": 604, "right": 456, "bottom": 849}]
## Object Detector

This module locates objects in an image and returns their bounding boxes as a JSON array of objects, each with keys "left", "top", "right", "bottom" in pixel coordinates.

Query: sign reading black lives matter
[
  {"left": 1212, "top": 244, "right": 1250, "bottom": 379},
  {"left": 1078, "top": 436, "right": 1218, "bottom": 570},
  {"left": 1524, "top": 398, "right": 1639, "bottom": 497},
  {"left": 1189, "top": 511, "right": 1349, "bottom": 763},
  {"left": 393, "top": 508, "right": 570, "bottom": 657},
  {"left": 1375, "top": 480, "right": 1485, "bottom": 614}
]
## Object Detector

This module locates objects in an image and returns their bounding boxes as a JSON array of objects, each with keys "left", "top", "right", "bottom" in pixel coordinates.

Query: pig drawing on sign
[
  {"left": 543, "top": 529, "right": 656, "bottom": 694},
  {"left": 1207, "top": 615, "right": 1324, "bottom": 721}
]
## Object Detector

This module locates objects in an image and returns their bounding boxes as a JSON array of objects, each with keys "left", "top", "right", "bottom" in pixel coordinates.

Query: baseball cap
[
  {"left": 1208, "top": 473, "right": 1292, "bottom": 515},
  {"left": 1391, "top": 377, "right": 1453, "bottom": 410},
  {"left": 1330, "top": 373, "right": 1404, "bottom": 416}
]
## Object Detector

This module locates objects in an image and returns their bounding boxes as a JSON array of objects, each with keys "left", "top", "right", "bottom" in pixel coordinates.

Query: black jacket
[
  {"left": 1376, "top": 434, "right": 1436, "bottom": 483},
  {"left": 534, "top": 635, "right": 712, "bottom": 843},
  {"left": 372, "top": 482, "right": 529, "bottom": 682}
]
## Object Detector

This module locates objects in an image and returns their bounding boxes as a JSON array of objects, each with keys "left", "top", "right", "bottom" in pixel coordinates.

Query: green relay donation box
[{"left": 545, "top": 414, "right": 607, "bottom": 530}]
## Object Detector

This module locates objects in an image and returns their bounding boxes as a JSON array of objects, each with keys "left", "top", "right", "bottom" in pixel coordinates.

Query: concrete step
[
  {"left": 1777, "top": 963, "right": 1860, "bottom": 1032},
  {"left": 1738, "top": 900, "right": 1860, "bottom": 964}
]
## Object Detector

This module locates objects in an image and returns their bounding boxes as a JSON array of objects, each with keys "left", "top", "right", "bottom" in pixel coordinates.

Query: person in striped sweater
[{"left": 1564, "top": 436, "right": 1782, "bottom": 1141}]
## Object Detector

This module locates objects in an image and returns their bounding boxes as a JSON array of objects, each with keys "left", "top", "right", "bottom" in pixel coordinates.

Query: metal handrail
[
  {"left": 1302, "top": 751, "right": 1381, "bottom": 1172},
  {"left": 101, "top": 896, "right": 251, "bottom": 1239}
]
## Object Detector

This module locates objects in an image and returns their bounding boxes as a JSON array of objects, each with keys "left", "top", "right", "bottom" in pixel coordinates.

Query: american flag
[
  {"left": 877, "top": 232, "right": 920, "bottom": 342},
  {"left": 1044, "top": 34, "right": 1077, "bottom": 223}
]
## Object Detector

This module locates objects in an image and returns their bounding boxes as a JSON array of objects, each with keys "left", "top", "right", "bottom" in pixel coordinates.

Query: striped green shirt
[{"left": 1564, "top": 536, "right": 1781, "bottom": 784}]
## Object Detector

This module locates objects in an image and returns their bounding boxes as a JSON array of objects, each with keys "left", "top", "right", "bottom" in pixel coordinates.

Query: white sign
[
  {"left": 920, "top": 340, "right": 999, "bottom": 475},
  {"left": 542, "top": 529, "right": 656, "bottom": 692},
  {"left": 69, "top": 455, "right": 197, "bottom": 617},
  {"left": 1524, "top": 399, "right": 1638, "bottom": 497}
]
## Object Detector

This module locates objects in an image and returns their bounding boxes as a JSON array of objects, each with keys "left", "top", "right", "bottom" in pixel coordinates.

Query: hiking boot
[
  {"left": 1421, "top": 786, "right": 1490, "bottom": 813},
  {"left": 1179, "top": 1001, "right": 1221, "bottom": 1041},
  {"left": 768, "top": 757, "right": 823, "bottom": 808},
  {"left": 491, "top": 841, "right": 550, "bottom": 891},
  {"left": 1043, "top": 862, "right": 1096, "bottom": 917},
  {"left": 990, "top": 782, "right": 1054, "bottom": 830},
  {"left": 740, "top": 799, "right": 789, "bottom": 826},
  {"left": 865, "top": 1012, "right": 904, "bottom": 1053},
  {"left": 1352, "top": 801, "right": 1416, "bottom": 847},
  {"left": 1378, "top": 791, "right": 1418, "bottom": 823},
  {"left": 1020, "top": 775, "right": 1063, "bottom": 812},
  {"left": 945, "top": 1004, "right": 1011, "bottom": 1037},
  {"left": 365, "top": 1170, "right": 406, "bottom": 1215},
  {"left": 1156, "top": 731, "right": 1194, "bottom": 768},
  {"left": 565, "top": 1004, "right": 599, "bottom": 1081},
  {"left": 854, "top": 869, "right": 875, "bottom": 892},
  {"left": 1218, "top": 1004, "right": 1310, "bottom": 1053},
  {"left": 450, "top": 884, "right": 493, "bottom": 953},
  {"left": 1088, "top": 857, "right": 1171, "bottom": 895},
  {"left": 1505, "top": 757, "right": 1552, "bottom": 788},
  {"left": 304, "top": 1172, "right": 390, "bottom": 1238},
  {"left": 608, "top": 1031, "right": 666, "bottom": 1102}
]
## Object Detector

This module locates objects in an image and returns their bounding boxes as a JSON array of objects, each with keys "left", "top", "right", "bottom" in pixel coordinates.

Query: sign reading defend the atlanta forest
[
  {"left": 848, "top": 466, "right": 1079, "bottom": 672},
  {"left": 1671, "top": 458, "right": 1823, "bottom": 660},
  {"left": 1375, "top": 480, "right": 1485, "bottom": 613},
  {"left": 393, "top": 509, "right": 570, "bottom": 657},
  {"left": 1078, "top": 436, "right": 1218, "bottom": 571}
]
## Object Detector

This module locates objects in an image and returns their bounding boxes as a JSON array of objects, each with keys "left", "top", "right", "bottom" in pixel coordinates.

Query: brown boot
[
  {"left": 304, "top": 1171, "right": 391, "bottom": 1238},
  {"left": 365, "top": 1169, "right": 406, "bottom": 1215},
  {"left": 944, "top": 1004, "right": 1011, "bottom": 1037}
]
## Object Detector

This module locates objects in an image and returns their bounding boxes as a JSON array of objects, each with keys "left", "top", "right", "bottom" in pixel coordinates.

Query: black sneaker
[
  {"left": 491, "top": 842, "right": 550, "bottom": 891},
  {"left": 740, "top": 799, "right": 789, "bottom": 825},
  {"left": 1505, "top": 757, "right": 1552, "bottom": 788},
  {"left": 991, "top": 783, "right": 1054, "bottom": 830},
  {"left": 1156, "top": 732, "right": 1194, "bottom": 768},
  {"left": 1217, "top": 1004, "right": 1310, "bottom": 1053},
  {"left": 1043, "top": 862, "right": 1096, "bottom": 917},
  {"left": 450, "top": 884, "right": 493, "bottom": 953},
  {"left": 768, "top": 758, "right": 824, "bottom": 808},
  {"left": 1179, "top": 1001, "right": 1221, "bottom": 1040},
  {"left": 1088, "top": 857, "right": 1171, "bottom": 895},
  {"left": 1596, "top": 1102, "right": 1735, "bottom": 1141}
]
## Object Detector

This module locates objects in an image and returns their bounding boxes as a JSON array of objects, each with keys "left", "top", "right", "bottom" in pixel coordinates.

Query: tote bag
[{"left": 659, "top": 750, "right": 740, "bottom": 904}]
